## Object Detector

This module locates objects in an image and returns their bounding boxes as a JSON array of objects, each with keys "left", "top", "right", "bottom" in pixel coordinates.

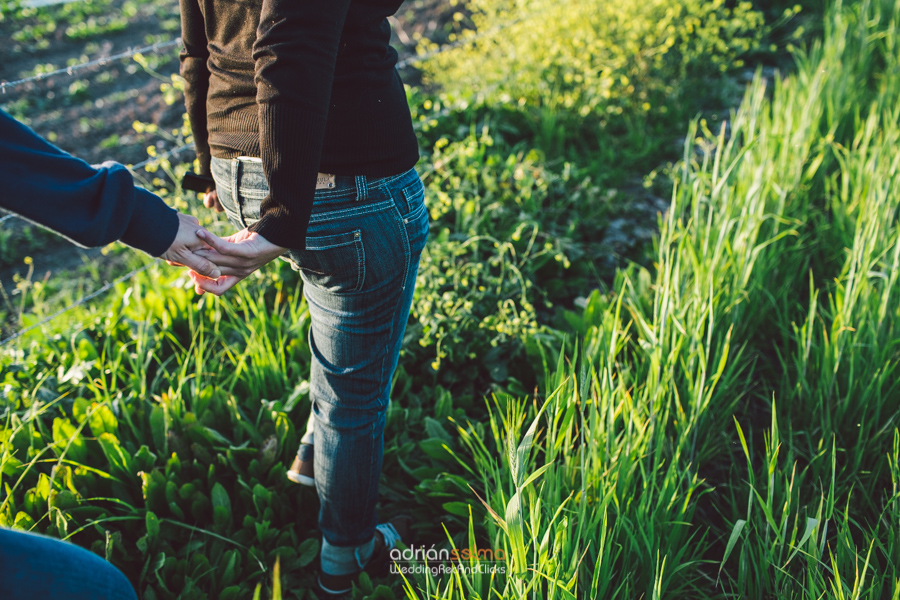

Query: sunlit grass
[{"left": 2, "top": 0, "right": 899, "bottom": 599}]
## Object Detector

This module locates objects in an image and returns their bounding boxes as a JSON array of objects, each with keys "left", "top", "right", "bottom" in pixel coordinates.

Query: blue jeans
[
  {"left": 0, "top": 527, "right": 137, "bottom": 600},
  {"left": 210, "top": 157, "right": 429, "bottom": 575}
]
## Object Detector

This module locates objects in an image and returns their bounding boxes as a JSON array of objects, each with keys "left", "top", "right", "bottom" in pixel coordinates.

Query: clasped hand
[
  {"left": 166, "top": 191, "right": 286, "bottom": 296},
  {"left": 186, "top": 228, "right": 286, "bottom": 296}
]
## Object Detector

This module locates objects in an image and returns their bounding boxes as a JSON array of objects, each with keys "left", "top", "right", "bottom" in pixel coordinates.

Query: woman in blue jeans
[
  {"left": 191, "top": 161, "right": 426, "bottom": 600},
  {"left": 196, "top": 160, "right": 427, "bottom": 596},
  {"left": 178, "top": 0, "right": 424, "bottom": 595}
]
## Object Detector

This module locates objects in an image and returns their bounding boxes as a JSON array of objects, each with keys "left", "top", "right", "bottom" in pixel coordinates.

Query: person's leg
[
  {"left": 288, "top": 411, "right": 316, "bottom": 486},
  {"left": 300, "top": 410, "right": 316, "bottom": 448},
  {"left": 211, "top": 158, "right": 428, "bottom": 588},
  {"left": 0, "top": 527, "right": 137, "bottom": 600},
  {"left": 300, "top": 170, "right": 428, "bottom": 583}
]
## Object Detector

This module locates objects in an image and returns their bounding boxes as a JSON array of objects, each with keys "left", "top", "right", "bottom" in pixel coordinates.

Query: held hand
[
  {"left": 161, "top": 212, "right": 222, "bottom": 279},
  {"left": 203, "top": 190, "right": 224, "bottom": 212},
  {"left": 188, "top": 228, "right": 287, "bottom": 295}
]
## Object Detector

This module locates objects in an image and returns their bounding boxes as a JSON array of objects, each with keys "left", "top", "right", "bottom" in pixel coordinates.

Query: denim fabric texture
[
  {"left": 0, "top": 527, "right": 138, "bottom": 600},
  {"left": 210, "top": 157, "right": 429, "bottom": 576}
]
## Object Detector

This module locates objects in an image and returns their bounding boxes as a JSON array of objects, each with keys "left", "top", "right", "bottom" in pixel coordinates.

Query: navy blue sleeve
[{"left": 0, "top": 109, "right": 179, "bottom": 257}]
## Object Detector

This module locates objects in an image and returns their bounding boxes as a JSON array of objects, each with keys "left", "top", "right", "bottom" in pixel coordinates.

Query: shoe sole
[
  {"left": 317, "top": 575, "right": 352, "bottom": 598},
  {"left": 286, "top": 471, "right": 317, "bottom": 487}
]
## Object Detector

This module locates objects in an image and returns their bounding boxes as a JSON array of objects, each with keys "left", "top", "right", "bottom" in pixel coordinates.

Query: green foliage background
[{"left": 5, "top": 0, "right": 899, "bottom": 599}]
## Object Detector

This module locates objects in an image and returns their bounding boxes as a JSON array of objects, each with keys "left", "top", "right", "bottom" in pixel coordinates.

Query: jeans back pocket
[{"left": 286, "top": 229, "right": 365, "bottom": 293}]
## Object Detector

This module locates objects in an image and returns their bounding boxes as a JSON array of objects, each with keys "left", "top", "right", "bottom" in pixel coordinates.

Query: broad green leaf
[
  {"left": 434, "top": 386, "right": 453, "bottom": 421},
  {"left": 14, "top": 510, "right": 36, "bottom": 530},
  {"left": 357, "top": 572, "right": 374, "bottom": 595},
  {"left": 212, "top": 483, "right": 232, "bottom": 528},
  {"left": 134, "top": 446, "right": 158, "bottom": 472},
  {"left": 443, "top": 501, "right": 471, "bottom": 517},
  {"left": 424, "top": 417, "right": 453, "bottom": 444},
  {"left": 1, "top": 455, "right": 23, "bottom": 478},
  {"left": 282, "top": 381, "right": 310, "bottom": 414},
  {"left": 369, "top": 585, "right": 396, "bottom": 600},
  {"left": 49, "top": 490, "right": 78, "bottom": 510},
  {"left": 165, "top": 480, "right": 178, "bottom": 505},
  {"left": 168, "top": 501, "right": 185, "bottom": 520},
  {"left": 139, "top": 470, "right": 167, "bottom": 512},
  {"left": 54, "top": 506, "right": 68, "bottom": 537},
  {"left": 89, "top": 404, "right": 118, "bottom": 437},
  {"left": 36, "top": 473, "right": 51, "bottom": 504},
  {"left": 418, "top": 438, "right": 454, "bottom": 462},
  {"left": 72, "top": 398, "right": 91, "bottom": 423},
  {"left": 219, "top": 549, "right": 241, "bottom": 587},
  {"left": 24, "top": 488, "right": 39, "bottom": 515},
  {"left": 219, "top": 586, "right": 242, "bottom": 600},
  {"left": 97, "top": 433, "right": 132, "bottom": 479},
  {"left": 298, "top": 538, "right": 319, "bottom": 568},
  {"left": 202, "top": 427, "right": 232, "bottom": 446},
  {"left": 52, "top": 418, "right": 87, "bottom": 462},
  {"left": 178, "top": 482, "right": 197, "bottom": 500},
  {"left": 146, "top": 511, "right": 160, "bottom": 541}
]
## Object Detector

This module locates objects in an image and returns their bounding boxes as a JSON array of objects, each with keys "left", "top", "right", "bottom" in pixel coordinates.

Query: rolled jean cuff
[{"left": 320, "top": 536, "right": 375, "bottom": 576}]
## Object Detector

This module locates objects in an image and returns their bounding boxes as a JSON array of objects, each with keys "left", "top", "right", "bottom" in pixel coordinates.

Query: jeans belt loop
[{"left": 355, "top": 175, "right": 368, "bottom": 202}]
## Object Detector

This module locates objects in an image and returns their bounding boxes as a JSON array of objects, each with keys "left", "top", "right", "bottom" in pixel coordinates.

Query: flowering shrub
[{"left": 422, "top": 0, "right": 764, "bottom": 121}]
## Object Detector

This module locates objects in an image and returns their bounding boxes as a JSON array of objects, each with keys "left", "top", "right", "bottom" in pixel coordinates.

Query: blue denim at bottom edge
[
  {"left": 210, "top": 157, "right": 429, "bottom": 576},
  {"left": 0, "top": 527, "right": 138, "bottom": 600}
]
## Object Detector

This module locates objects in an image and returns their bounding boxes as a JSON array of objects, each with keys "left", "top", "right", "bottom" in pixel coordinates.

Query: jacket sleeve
[
  {"left": 0, "top": 109, "right": 179, "bottom": 257},
  {"left": 247, "top": 0, "right": 353, "bottom": 249},
  {"left": 179, "top": 0, "right": 212, "bottom": 177}
]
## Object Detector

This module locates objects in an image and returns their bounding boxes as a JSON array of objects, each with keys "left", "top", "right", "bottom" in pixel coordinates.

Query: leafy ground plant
[{"left": 5, "top": 1, "right": 895, "bottom": 600}]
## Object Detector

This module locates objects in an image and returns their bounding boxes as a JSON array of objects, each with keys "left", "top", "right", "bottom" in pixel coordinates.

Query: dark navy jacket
[{"left": 0, "top": 109, "right": 178, "bottom": 256}]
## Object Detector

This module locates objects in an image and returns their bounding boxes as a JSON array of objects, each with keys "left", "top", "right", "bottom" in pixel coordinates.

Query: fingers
[
  {"left": 195, "top": 230, "right": 252, "bottom": 258},
  {"left": 190, "top": 250, "right": 258, "bottom": 272},
  {"left": 188, "top": 270, "right": 241, "bottom": 296},
  {"left": 196, "top": 264, "right": 253, "bottom": 278},
  {"left": 203, "top": 191, "right": 224, "bottom": 212},
  {"left": 177, "top": 251, "right": 222, "bottom": 279}
]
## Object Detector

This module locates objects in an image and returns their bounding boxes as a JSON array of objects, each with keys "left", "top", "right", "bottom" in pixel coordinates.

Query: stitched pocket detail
[{"left": 286, "top": 229, "right": 365, "bottom": 293}]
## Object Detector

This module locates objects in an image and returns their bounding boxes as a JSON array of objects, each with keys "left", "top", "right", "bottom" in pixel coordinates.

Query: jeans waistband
[{"left": 231, "top": 156, "right": 413, "bottom": 201}]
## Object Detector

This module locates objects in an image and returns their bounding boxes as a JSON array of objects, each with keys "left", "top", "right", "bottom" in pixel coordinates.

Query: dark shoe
[
  {"left": 317, "top": 515, "right": 413, "bottom": 598},
  {"left": 287, "top": 454, "right": 316, "bottom": 487}
]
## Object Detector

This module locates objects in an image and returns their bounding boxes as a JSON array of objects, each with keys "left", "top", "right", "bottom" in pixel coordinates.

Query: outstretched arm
[{"left": 0, "top": 108, "right": 220, "bottom": 278}]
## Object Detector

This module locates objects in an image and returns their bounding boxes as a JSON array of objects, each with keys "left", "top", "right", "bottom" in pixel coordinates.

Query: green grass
[
  {"left": 3, "top": 0, "right": 899, "bottom": 599},
  {"left": 404, "top": 0, "right": 900, "bottom": 597}
]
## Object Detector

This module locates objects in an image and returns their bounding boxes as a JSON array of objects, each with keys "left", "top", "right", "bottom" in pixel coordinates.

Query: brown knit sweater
[{"left": 179, "top": 0, "right": 419, "bottom": 249}]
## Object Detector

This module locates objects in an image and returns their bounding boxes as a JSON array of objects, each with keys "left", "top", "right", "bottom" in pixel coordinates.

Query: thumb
[
  {"left": 196, "top": 229, "right": 249, "bottom": 257},
  {"left": 178, "top": 251, "right": 222, "bottom": 279}
]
